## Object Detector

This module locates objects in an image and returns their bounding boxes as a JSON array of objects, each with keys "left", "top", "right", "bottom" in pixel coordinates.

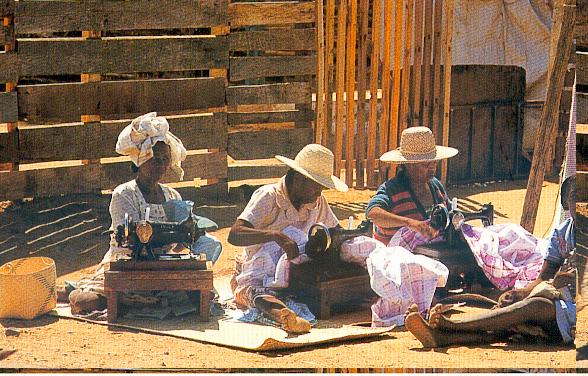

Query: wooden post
[
  {"left": 81, "top": 30, "right": 102, "bottom": 170},
  {"left": 388, "top": 0, "right": 405, "bottom": 178},
  {"left": 315, "top": 0, "right": 326, "bottom": 145},
  {"left": 520, "top": 0, "right": 576, "bottom": 232},
  {"left": 412, "top": 0, "right": 425, "bottom": 127},
  {"left": 431, "top": 0, "right": 443, "bottom": 138},
  {"left": 439, "top": 0, "right": 454, "bottom": 184},
  {"left": 355, "top": 0, "right": 369, "bottom": 189},
  {"left": 334, "top": 0, "right": 348, "bottom": 176},
  {"left": 399, "top": 0, "right": 414, "bottom": 132},
  {"left": 367, "top": 0, "right": 382, "bottom": 188},
  {"left": 421, "top": 0, "right": 434, "bottom": 127},
  {"left": 344, "top": 0, "right": 358, "bottom": 187},
  {"left": 325, "top": 0, "right": 336, "bottom": 149}
]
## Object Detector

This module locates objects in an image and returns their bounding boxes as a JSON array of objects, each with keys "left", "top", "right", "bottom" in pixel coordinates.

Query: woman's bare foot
[
  {"left": 278, "top": 308, "right": 311, "bottom": 334},
  {"left": 404, "top": 312, "right": 440, "bottom": 348},
  {"left": 428, "top": 304, "right": 452, "bottom": 330}
]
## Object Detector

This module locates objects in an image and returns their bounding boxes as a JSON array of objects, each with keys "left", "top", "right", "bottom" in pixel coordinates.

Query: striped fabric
[{"left": 366, "top": 173, "right": 449, "bottom": 245}]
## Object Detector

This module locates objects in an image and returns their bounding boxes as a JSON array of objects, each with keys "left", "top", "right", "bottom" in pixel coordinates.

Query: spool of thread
[
  {"left": 347, "top": 216, "right": 354, "bottom": 230},
  {"left": 452, "top": 197, "right": 458, "bottom": 211},
  {"left": 144, "top": 207, "right": 151, "bottom": 222}
]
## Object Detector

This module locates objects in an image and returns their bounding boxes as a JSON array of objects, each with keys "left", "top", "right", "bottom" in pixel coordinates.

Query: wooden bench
[
  {"left": 104, "top": 258, "right": 213, "bottom": 323},
  {"left": 287, "top": 261, "right": 373, "bottom": 320}
]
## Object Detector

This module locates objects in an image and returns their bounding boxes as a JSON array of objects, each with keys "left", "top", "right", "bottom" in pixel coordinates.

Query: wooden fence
[
  {"left": 315, "top": 0, "right": 455, "bottom": 189},
  {"left": 0, "top": 0, "right": 316, "bottom": 201}
]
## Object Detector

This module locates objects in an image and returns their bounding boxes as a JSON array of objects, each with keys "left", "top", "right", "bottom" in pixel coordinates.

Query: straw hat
[
  {"left": 0, "top": 257, "right": 57, "bottom": 320},
  {"left": 276, "top": 144, "right": 348, "bottom": 192},
  {"left": 380, "top": 126, "right": 458, "bottom": 164}
]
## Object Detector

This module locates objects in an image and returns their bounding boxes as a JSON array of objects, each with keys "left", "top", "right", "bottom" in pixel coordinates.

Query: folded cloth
[{"left": 232, "top": 299, "right": 317, "bottom": 328}]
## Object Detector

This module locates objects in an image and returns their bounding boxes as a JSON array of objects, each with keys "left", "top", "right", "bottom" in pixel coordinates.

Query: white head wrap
[{"left": 115, "top": 112, "right": 187, "bottom": 180}]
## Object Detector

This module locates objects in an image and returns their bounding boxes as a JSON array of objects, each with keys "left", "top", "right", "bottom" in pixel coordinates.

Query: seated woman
[
  {"left": 404, "top": 175, "right": 576, "bottom": 348},
  {"left": 366, "top": 126, "right": 456, "bottom": 245},
  {"left": 67, "top": 112, "right": 222, "bottom": 314}
]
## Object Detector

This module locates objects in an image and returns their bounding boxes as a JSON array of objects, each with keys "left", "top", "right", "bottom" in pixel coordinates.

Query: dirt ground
[{"left": 0, "top": 178, "right": 578, "bottom": 371}]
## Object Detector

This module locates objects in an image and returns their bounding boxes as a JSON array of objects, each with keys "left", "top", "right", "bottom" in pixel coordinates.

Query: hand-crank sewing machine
[
  {"left": 288, "top": 200, "right": 495, "bottom": 319},
  {"left": 104, "top": 200, "right": 217, "bottom": 323}
]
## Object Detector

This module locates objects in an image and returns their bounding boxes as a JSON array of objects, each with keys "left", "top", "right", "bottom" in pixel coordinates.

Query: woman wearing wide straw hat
[
  {"left": 228, "top": 144, "right": 348, "bottom": 333},
  {"left": 66, "top": 112, "right": 222, "bottom": 314},
  {"left": 366, "top": 126, "right": 458, "bottom": 245}
]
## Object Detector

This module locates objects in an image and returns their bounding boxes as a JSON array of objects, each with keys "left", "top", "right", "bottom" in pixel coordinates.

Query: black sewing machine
[
  {"left": 305, "top": 219, "right": 373, "bottom": 264},
  {"left": 414, "top": 200, "right": 495, "bottom": 293},
  {"left": 114, "top": 200, "right": 218, "bottom": 261}
]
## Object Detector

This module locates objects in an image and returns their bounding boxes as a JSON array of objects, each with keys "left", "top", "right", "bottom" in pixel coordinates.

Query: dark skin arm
[
  {"left": 496, "top": 259, "right": 562, "bottom": 307},
  {"left": 367, "top": 207, "right": 439, "bottom": 240},
  {"left": 228, "top": 219, "right": 301, "bottom": 260}
]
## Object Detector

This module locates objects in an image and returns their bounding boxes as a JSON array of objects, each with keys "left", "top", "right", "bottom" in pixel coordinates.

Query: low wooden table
[
  {"left": 104, "top": 257, "right": 213, "bottom": 323},
  {"left": 287, "top": 261, "right": 373, "bottom": 319}
]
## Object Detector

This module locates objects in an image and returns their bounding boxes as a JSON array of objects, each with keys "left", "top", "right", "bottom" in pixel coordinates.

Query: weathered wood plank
[
  {"left": 18, "top": 113, "right": 227, "bottom": 162},
  {"left": 228, "top": 128, "right": 312, "bottom": 160},
  {"left": 0, "top": 152, "right": 227, "bottom": 200},
  {"left": 0, "top": 0, "right": 13, "bottom": 16},
  {"left": 578, "top": 92, "right": 588, "bottom": 124},
  {"left": 17, "top": 36, "right": 228, "bottom": 76},
  {"left": 229, "top": 28, "right": 315, "bottom": 51},
  {"left": 344, "top": 0, "right": 357, "bottom": 186},
  {"left": 18, "top": 78, "right": 226, "bottom": 123},
  {"left": 14, "top": 0, "right": 228, "bottom": 33},
  {"left": 227, "top": 110, "right": 311, "bottom": 125},
  {"left": 229, "top": 56, "right": 315, "bottom": 81},
  {"left": 0, "top": 52, "right": 17, "bottom": 82},
  {"left": 0, "top": 91, "right": 17, "bottom": 123},
  {"left": 226, "top": 82, "right": 311, "bottom": 105},
  {"left": 0, "top": 25, "right": 12, "bottom": 45},
  {"left": 228, "top": 1, "right": 314, "bottom": 27},
  {"left": 450, "top": 65, "right": 526, "bottom": 106},
  {"left": 366, "top": 0, "right": 382, "bottom": 188},
  {"left": 333, "top": 0, "right": 347, "bottom": 176},
  {"left": 228, "top": 162, "right": 288, "bottom": 181},
  {"left": 0, "top": 129, "right": 17, "bottom": 163},
  {"left": 578, "top": 51, "right": 588, "bottom": 86}
]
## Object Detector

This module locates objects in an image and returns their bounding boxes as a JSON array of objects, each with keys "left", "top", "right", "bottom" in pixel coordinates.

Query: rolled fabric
[{"left": 116, "top": 112, "right": 187, "bottom": 180}]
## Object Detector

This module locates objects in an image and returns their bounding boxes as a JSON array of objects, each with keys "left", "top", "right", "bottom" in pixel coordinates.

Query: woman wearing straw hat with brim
[
  {"left": 228, "top": 144, "right": 347, "bottom": 333},
  {"left": 366, "top": 126, "right": 458, "bottom": 246}
]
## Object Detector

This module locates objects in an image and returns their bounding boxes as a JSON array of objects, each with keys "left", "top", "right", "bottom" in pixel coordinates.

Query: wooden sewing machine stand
[{"left": 104, "top": 256, "right": 213, "bottom": 323}]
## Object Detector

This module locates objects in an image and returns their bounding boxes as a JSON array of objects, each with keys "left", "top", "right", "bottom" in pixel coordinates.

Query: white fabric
[{"left": 116, "top": 112, "right": 187, "bottom": 180}]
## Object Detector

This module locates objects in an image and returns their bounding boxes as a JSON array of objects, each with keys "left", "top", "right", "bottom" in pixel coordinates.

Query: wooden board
[
  {"left": 450, "top": 65, "right": 526, "bottom": 105},
  {"left": 447, "top": 108, "right": 469, "bottom": 182},
  {"left": 0, "top": 52, "right": 17, "bottom": 82},
  {"left": 366, "top": 0, "right": 382, "bottom": 188},
  {"left": 18, "top": 78, "right": 226, "bottom": 123},
  {"left": 0, "top": 91, "right": 17, "bottom": 123},
  {"left": 14, "top": 0, "right": 228, "bottom": 33},
  {"left": 0, "top": 152, "right": 227, "bottom": 200},
  {"left": 229, "top": 28, "right": 315, "bottom": 51},
  {"left": 226, "top": 82, "right": 311, "bottom": 105},
  {"left": 0, "top": 129, "right": 17, "bottom": 163},
  {"left": 227, "top": 110, "right": 311, "bottom": 125},
  {"left": 228, "top": 1, "right": 315, "bottom": 27},
  {"left": 0, "top": 0, "right": 13, "bottom": 16},
  {"left": 17, "top": 36, "right": 228, "bottom": 76},
  {"left": 228, "top": 162, "right": 288, "bottom": 181},
  {"left": 493, "top": 105, "right": 518, "bottom": 178},
  {"left": 578, "top": 51, "right": 588, "bottom": 86},
  {"left": 0, "top": 25, "right": 12, "bottom": 45},
  {"left": 470, "top": 107, "right": 493, "bottom": 180},
  {"left": 228, "top": 128, "right": 312, "bottom": 160},
  {"left": 229, "top": 56, "right": 315, "bottom": 81},
  {"left": 333, "top": 0, "right": 348, "bottom": 176},
  {"left": 18, "top": 113, "right": 227, "bottom": 162},
  {"left": 579, "top": 92, "right": 588, "bottom": 124}
]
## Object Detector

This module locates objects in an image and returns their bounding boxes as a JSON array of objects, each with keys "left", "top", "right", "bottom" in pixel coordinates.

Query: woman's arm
[
  {"left": 228, "top": 219, "right": 300, "bottom": 259},
  {"left": 367, "top": 207, "right": 438, "bottom": 239}
]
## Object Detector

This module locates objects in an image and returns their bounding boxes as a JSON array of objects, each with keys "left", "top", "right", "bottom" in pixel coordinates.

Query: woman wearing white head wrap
[{"left": 64, "top": 113, "right": 222, "bottom": 315}]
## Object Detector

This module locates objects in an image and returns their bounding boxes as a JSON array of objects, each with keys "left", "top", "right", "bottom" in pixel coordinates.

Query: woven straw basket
[{"left": 0, "top": 257, "right": 57, "bottom": 319}]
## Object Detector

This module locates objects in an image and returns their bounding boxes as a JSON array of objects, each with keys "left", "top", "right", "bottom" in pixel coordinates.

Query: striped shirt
[{"left": 366, "top": 172, "right": 449, "bottom": 244}]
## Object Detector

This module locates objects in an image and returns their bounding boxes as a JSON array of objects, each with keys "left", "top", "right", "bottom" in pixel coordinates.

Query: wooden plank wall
[
  {"left": 0, "top": 0, "right": 319, "bottom": 199},
  {"left": 226, "top": 0, "right": 316, "bottom": 182},
  {"left": 577, "top": 0, "right": 588, "bottom": 198},
  {"left": 317, "top": 0, "right": 455, "bottom": 189},
  {"left": 0, "top": 0, "right": 231, "bottom": 201}
]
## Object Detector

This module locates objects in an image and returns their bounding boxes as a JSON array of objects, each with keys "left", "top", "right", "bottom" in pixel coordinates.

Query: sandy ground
[{"left": 0, "top": 178, "right": 578, "bottom": 370}]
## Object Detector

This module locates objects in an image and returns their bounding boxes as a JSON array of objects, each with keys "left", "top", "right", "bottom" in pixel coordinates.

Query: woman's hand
[
  {"left": 274, "top": 232, "right": 300, "bottom": 260},
  {"left": 407, "top": 218, "right": 439, "bottom": 240}
]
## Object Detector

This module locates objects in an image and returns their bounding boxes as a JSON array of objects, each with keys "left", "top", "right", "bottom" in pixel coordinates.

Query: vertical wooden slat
[
  {"left": 421, "top": 0, "right": 434, "bottom": 127},
  {"left": 325, "top": 0, "right": 336, "bottom": 148},
  {"left": 439, "top": 0, "right": 454, "bottom": 183},
  {"left": 431, "top": 0, "right": 443, "bottom": 138},
  {"left": 334, "top": 0, "right": 348, "bottom": 176},
  {"left": 344, "top": 0, "right": 358, "bottom": 186},
  {"left": 411, "top": 0, "right": 424, "bottom": 126},
  {"left": 2, "top": 15, "right": 17, "bottom": 172},
  {"left": 388, "top": 0, "right": 404, "bottom": 178},
  {"left": 378, "top": 0, "right": 394, "bottom": 182},
  {"left": 399, "top": 0, "right": 414, "bottom": 132},
  {"left": 367, "top": 0, "right": 383, "bottom": 188},
  {"left": 355, "top": 0, "right": 369, "bottom": 189},
  {"left": 80, "top": 30, "right": 102, "bottom": 169},
  {"left": 315, "top": 0, "right": 326, "bottom": 145}
]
